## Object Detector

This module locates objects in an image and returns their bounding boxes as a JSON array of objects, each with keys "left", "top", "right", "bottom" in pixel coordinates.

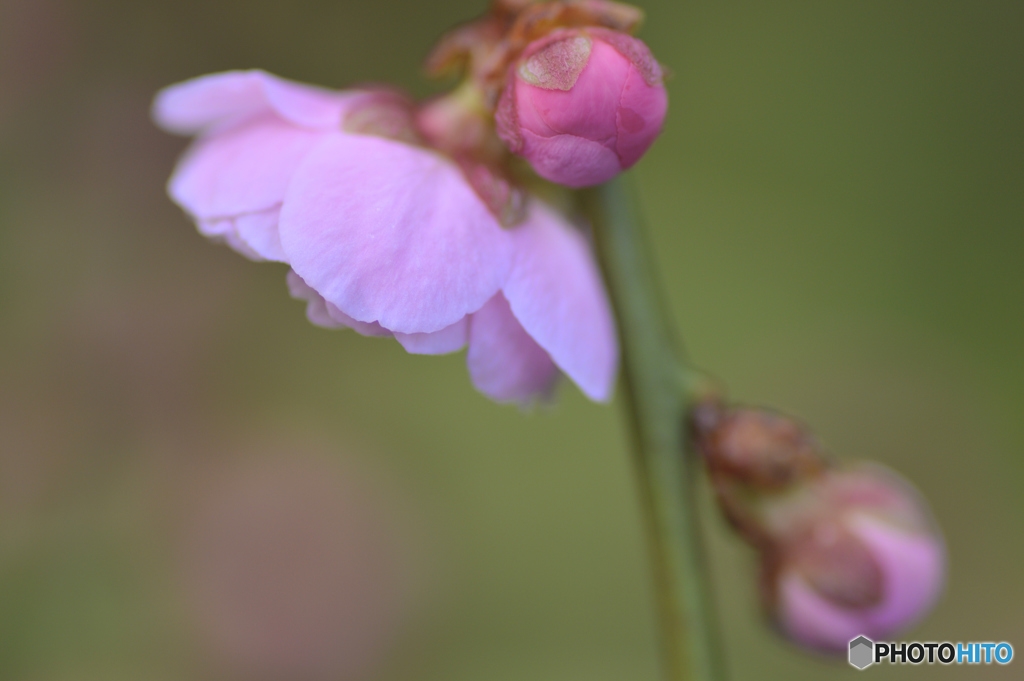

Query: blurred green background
[{"left": 1, "top": 0, "right": 1021, "bottom": 679}]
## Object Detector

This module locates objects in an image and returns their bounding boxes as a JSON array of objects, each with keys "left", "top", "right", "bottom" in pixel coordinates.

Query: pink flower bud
[
  {"left": 765, "top": 465, "right": 946, "bottom": 653},
  {"left": 496, "top": 27, "right": 667, "bottom": 187}
]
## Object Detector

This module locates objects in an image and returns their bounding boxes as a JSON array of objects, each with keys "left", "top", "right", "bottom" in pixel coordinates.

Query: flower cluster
[
  {"left": 692, "top": 405, "right": 945, "bottom": 653},
  {"left": 153, "top": 0, "right": 667, "bottom": 404}
]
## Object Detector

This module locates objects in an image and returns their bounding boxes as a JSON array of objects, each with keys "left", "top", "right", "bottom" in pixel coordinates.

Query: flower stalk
[{"left": 581, "top": 177, "right": 726, "bottom": 681}]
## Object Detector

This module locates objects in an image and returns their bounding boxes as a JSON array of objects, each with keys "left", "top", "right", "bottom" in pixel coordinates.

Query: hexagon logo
[{"left": 849, "top": 636, "right": 875, "bottom": 669}]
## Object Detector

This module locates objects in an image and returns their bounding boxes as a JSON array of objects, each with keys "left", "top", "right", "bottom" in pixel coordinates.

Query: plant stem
[{"left": 581, "top": 177, "right": 726, "bottom": 681}]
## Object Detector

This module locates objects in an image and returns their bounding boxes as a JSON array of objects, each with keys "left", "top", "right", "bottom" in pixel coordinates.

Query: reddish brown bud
[{"left": 693, "top": 404, "right": 826, "bottom": 489}]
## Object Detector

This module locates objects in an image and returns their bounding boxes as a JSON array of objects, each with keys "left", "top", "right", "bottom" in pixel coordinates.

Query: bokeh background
[{"left": 1, "top": 0, "right": 1021, "bottom": 679}]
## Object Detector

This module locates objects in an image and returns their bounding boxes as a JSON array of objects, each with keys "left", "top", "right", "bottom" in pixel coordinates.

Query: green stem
[{"left": 581, "top": 177, "right": 726, "bottom": 681}]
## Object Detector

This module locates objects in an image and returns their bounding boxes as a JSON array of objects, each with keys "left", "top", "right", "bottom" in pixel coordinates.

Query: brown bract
[
  {"left": 692, "top": 402, "right": 827, "bottom": 490},
  {"left": 341, "top": 88, "right": 422, "bottom": 145}
]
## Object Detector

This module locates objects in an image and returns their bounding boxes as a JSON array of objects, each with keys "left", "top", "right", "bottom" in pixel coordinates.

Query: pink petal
[
  {"left": 502, "top": 201, "right": 618, "bottom": 401},
  {"left": 394, "top": 318, "right": 468, "bottom": 355},
  {"left": 849, "top": 514, "right": 946, "bottom": 635},
  {"left": 197, "top": 218, "right": 265, "bottom": 261},
  {"left": 615, "top": 62, "right": 669, "bottom": 169},
  {"left": 195, "top": 208, "right": 283, "bottom": 262},
  {"left": 777, "top": 513, "right": 945, "bottom": 652},
  {"left": 517, "top": 128, "right": 622, "bottom": 188},
  {"left": 196, "top": 217, "right": 233, "bottom": 239},
  {"left": 152, "top": 70, "right": 353, "bottom": 135},
  {"left": 467, "top": 294, "right": 558, "bottom": 403},
  {"left": 279, "top": 134, "right": 514, "bottom": 334},
  {"left": 777, "top": 570, "right": 863, "bottom": 652},
  {"left": 286, "top": 271, "right": 391, "bottom": 337},
  {"left": 287, "top": 269, "right": 346, "bottom": 328},
  {"left": 168, "top": 114, "right": 327, "bottom": 222},
  {"left": 234, "top": 208, "right": 286, "bottom": 262},
  {"left": 323, "top": 304, "right": 392, "bottom": 338}
]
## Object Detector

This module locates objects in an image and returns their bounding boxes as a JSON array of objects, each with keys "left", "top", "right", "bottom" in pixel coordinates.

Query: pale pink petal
[
  {"left": 198, "top": 218, "right": 264, "bottom": 261},
  {"left": 467, "top": 294, "right": 558, "bottom": 404},
  {"left": 286, "top": 271, "right": 391, "bottom": 337},
  {"left": 323, "top": 302, "right": 392, "bottom": 337},
  {"left": 394, "top": 318, "right": 468, "bottom": 355},
  {"left": 234, "top": 208, "right": 286, "bottom": 262},
  {"left": 168, "top": 115, "right": 326, "bottom": 221},
  {"left": 502, "top": 202, "right": 618, "bottom": 401},
  {"left": 287, "top": 269, "right": 346, "bottom": 329},
  {"left": 220, "top": 229, "right": 264, "bottom": 262},
  {"left": 197, "top": 211, "right": 283, "bottom": 263},
  {"left": 152, "top": 70, "right": 353, "bottom": 135},
  {"left": 279, "top": 134, "right": 514, "bottom": 334},
  {"left": 196, "top": 217, "right": 233, "bottom": 239}
]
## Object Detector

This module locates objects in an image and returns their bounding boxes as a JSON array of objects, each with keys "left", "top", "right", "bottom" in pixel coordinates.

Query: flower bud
[
  {"left": 693, "top": 405, "right": 825, "bottom": 490},
  {"left": 763, "top": 465, "right": 946, "bottom": 653},
  {"left": 495, "top": 27, "right": 667, "bottom": 187}
]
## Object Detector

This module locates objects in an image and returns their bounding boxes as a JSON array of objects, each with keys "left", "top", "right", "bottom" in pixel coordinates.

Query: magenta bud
[
  {"left": 495, "top": 27, "right": 667, "bottom": 187},
  {"left": 766, "top": 465, "right": 946, "bottom": 653}
]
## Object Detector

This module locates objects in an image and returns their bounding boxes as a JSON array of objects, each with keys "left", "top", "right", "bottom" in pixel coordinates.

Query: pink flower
[
  {"left": 766, "top": 466, "right": 946, "bottom": 653},
  {"left": 153, "top": 70, "right": 618, "bottom": 403},
  {"left": 496, "top": 27, "right": 668, "bottom": 187}
]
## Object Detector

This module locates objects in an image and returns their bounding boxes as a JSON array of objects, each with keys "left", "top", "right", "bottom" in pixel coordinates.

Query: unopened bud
[
  {"left": 763, "top": 465, "right": 946, "bottom": 653},
  {"left": 693, "top": 405, "right": 824, "bottom": 490},
  {"left": 495, "top": 27, "right": 667, "bottom": 187}
]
